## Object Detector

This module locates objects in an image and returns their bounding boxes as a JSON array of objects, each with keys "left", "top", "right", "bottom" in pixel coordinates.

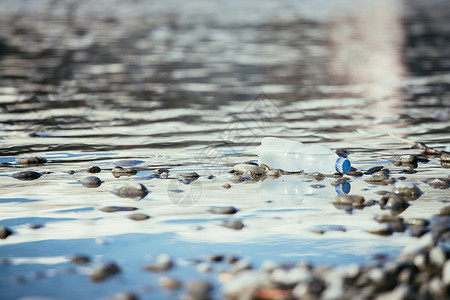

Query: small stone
[
  {"left": 404, "top": 218, "right": 429, "bottom": 227},
  {"left": 112, "top": 166, "right": 137, "bottom": 177},
  {"left": 128, "top": 213, "right": 150, "bottom": 221},
  {"left": 0, "top": 226, "right": 13, "bottom": 239},
  {"left": 310, "top": 172, "right": 325, "bottom": 180},
  {"left": 365, "top": 170, "right": 389, "bottom": 183},
  {"left": 17, "top": 156, "right": 47, "bottom": 165},
  {"left": 375, "top": 215, "right": 403, "bottom": 223},
  {"left": 392, "top": 182, "right": 422, "bottom": 200},
  {"left": 231, "top": 163, "right": 265, "bottom": 175},
  {"left": 208, "top": 206, "right": 238, "bottom": 215},
  {"left": 223, "top": 183, "right": 231, "bottom": 189},
  {"left": 222, "top": 219, "right": 244, "bottom": 230},
  {"left": 178, "top": 172, "right": 199, "bottom": 180},
  {"left": 143, "top": 254, "right": 174, "bottom": 272},
  {"left": 390, "top": 155, "right": 418, "bottom": 164},
  {"left": 209, "top": 254, "right": 224, "bottom": 262},
  {"left": 87, "top": 166, "right": 101, "bottom": 173},
  {"left": 80, "top": 176, "right": 102, "bottom": 188},
  {"left": 111, "top": 183, "right": 148, "bottom": 199},
  {"left": 90, "top": 262, "right": 121, "bottom": 282},
  {"left": 159, "top": 276, "right": 181, "bottom": 290},
  {"left": 333, "top": 195, "right": 365, "bottom": 205},
  {"left": 441, "top": 152, "right": 450, "bottom": 162},
  {"left": 439, "top": 205, "right": 450, "bottom": 216},
  {"left": 259, "top": 163, "right": 270, "bottom": 172},
  {"left": 107, "top": 292, "right": 139, "bottom": 300},
  {"left": 368, "top": 225, "right": 394, "bottom": 236},
  {"left": 161, "top": 172, "right": 169, "bottom": 179},
  {"left": 364, "top": 166, "right": 384, "bottom": 175},
  {"left": 424, "top": 178, "right": 449, "bottom": 189},
  {"left": 101, "top": 206, "right": 138, "bottom": 213},
  {"left": 11, "top": 171, "right": 42, "bottom": 180},
  {"left": 155, "top": 168, "right": 169, "bottom": 174},
  {"left": 429, "top": 247, "right": 446, "bottom": 267},
  {"left": 266, "top": 169, "right": 282, "bottom": 178},
  {"left": 186, "top": 279, "right": 213, "bottom": 299},
  {"left": 380, "top": 194, "right": 409, "bottom": 213},
  {"left": 71, "top": 255, "right": 91, "bottom": 264}
]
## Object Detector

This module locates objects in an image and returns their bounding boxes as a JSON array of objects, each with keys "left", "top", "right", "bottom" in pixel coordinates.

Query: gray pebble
[
  {"left": 390, "top": 155, "right": 418, "bottom": 163},
  {"left": 393, "top": 182, "right": 422, "bottom": 200},
  {"left": 112, "top": 166, "right": 137, "bottom": 177},
  {"left": 143, "top": 254, "right": 174, "bottom": 272},
  {"left": 186, "top": 279, "right": 213, "bottom": 300},
  {"left": 208, "top": 206, "right": 238, "bottom": 215},
  {"left": 111, "top": 183, "right": 148, "bottom": 199},
  {"left": 81, "top": 176, "right": 102, "bottom": 188},
  {"left": 266, "top": 169, "right": 281, "bottom": 178},
  {"left": 333, "top": 195, "right": 365, "bottom": 205},
  {"left": 101, "top": 206, "right": 138, "bottom": 213},
  {"left": 364, "top": 166, "right": 384, "bottom": 175},
  {"left": 11, "top": 171, "right": 42, "bottom": 180},
  {"left": 380, "top": 194, "right": 409, "bottom": 213},
  {"left": 128, "top": 213, "right": 150, "bottom": 221},
  {"left": 222, "top": 219, "right": 245, "bottom": 230},
  {"left": 90, "top": 262, "right": 121, "bottom": 282},
  {"left": 231, "top": 163, "right": 265, "bottom": 175},
  {"left": 0, "top": 226, "right": 13, "bottom": 239},
  {"left": 177, "top": 172, "right": 199, "bottom": 180},
  {"left": 159, "top": 276, "right": 181, "bottom": 290}
]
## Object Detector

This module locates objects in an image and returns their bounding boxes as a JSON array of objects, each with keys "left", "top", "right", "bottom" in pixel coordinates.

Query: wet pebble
[
  {"left": 208, "top": 206, "right": 238, "bottom": 215},
  {"left": 266, "top": 169, "right": 282, "bottom": 178},
  {"left": 390, "top": 155, "right": 418, "bottom": 164},
  {"left": 11, "top": 171, "right": 42, "bottom": 180},
  {"left": 128, "top": 213, "right": 150, "bottom": 221},
  {"left": 80, "top": 176, "right": 102, "bottom": 188},
  {"left": 368, "top": 225, "right": 394, "bottom": 236},
  {"left": 438, "top": 205, "right": 450, "bottom": 216},
  {"left": 392, "top": 182, "right": 422, "bottom": 200},
  {"left": 423, "top": 177, "right": 449, "bottom": 189},
  {"left": 143, "top": 254, "right": 174, "bottom": 272},
  {"left": 185, "top": 279, "right": 213, "bottom": 300},
  {"left": 154, "top": 168, "right": 169, "bottom": 174},
  {"left": 223, "top": 183, "right": 231, "bottom": 189},
  {"left": 231, "top": 163, "right": 265, "bottom": 175},
  {"left": 17, "top": 156, "right": 47, "bottom": 165},
  {"left": 106, "top": 292, "right": 139, "bottom": 300},
  {"left": 71, "top": 255, "right": 91, "bottom": 265},
  {"left": 101, "top": 206, "right": 138, "bottom": 213},
  {"left": 380, "top": 194, "right": 409, "bottom": 213},
  {"left": 178, "top": 172, "right": 199, "bottom": 180},
  {"left": 87, "top": 166, "right": 101, "bottom": 173},
  {"left": 364, "top": 166, "right": 384, "bottom": 175},
  {"left": 222, "top": 219, "right": 245, "bottom": 230},
  {"left": 441, "top": 152, "right": 450, "bottom": 162},
  {"left": 333, "top": 195, "right": 365, "bottom": 205},
  {"left": 90, "top": 262, "right": 121, "bottom": 282},
  {"left": 310, "top": 172, "right": 325, "bottom": 180},
  {"left": 0, "top": 226, "right": 13, "bottom": 239},
  {"left": 161, "top": 172, "right": 169, "bottom": 179},
  {"left": 112, "top": 166, "right": 138, "bottom": 177},
  {"left": 159, "top": 276, "right": 182, "bottom": 290},
  {"left": 111, "top": 183, "right": 148, "bottom": 199},
  {"left": 365, "top": 170, "right": 389, "bottom": 183}
]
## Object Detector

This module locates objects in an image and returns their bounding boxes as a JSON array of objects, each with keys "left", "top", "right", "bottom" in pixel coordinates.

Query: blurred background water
[{"left": 0, "top": 0, "right": 449, "bottom": 299}]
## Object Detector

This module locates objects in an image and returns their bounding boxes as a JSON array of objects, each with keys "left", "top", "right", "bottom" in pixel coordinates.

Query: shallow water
[{"left": 0, "top": 0, "right": 449, "bottom": 299}]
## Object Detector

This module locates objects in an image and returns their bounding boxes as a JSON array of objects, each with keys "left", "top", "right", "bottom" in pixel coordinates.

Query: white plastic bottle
[{"left": 254, "top": 137, "right": 351, "bottom": 173}]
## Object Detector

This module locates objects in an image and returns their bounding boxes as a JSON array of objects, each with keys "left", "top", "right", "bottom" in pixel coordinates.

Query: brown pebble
[
  {"left": 390, "top": 155, "right": 418, "bottom": 164},
  {"left": 365, "top": 170, "right": 389, "bottom": 183},
  {"left": 424, "top": 178, "right": 449, "bottom": 189},
  {"left": 333, "top": 195, "right": 365, "bottom": 205},
  {"left": 161, "top": 172, "right": 169, "bottom": 179},
  {"left": 128, "top": 213, "right": 150, "bottom": 221},
  {"left": 266, "top": 169, "right": 281, "bottom": 178},
  {"left": 87, "top": 166, "right": 101, "bottom": 173},
  {"left": 0, "top": 226, "right": 13, "bottom": 239},
  {"left": 223, "top": 183, "right": 231, "bottom": 189},
  {"left": 208, "top": 206, "right": 238, "bottom": 214},
  {"left": 441, "top": 152, "right": 450, "bottom": 162},
  {"left": 71, "top": 255, "right": 91, "bottom": 265},
  {"left": 375, "top": 215, "right": 403, "bottom": 223},
  {"left": 368, "top": 225, "right": 393, "bottom": 236},
  {"left": 17, "top": 156, "right": 47, "bottom": 165},
  {"left": 90, "top": 262, "right": 121, "bottom": 282},
  {"left": 159, "top": 276, "right": 181, "bottom": 290},
  {"left": 155, "top": 168, "right": 169, "bottom": 174},
  {"left": 439, "top": 205, "right": 450, "bottom": 216},
  {"left": 112, "top": 166, "right": 138, "bottom": 177},
  {"left": 392, "top": 183, "right": 422, "bottom": 200},
  {"left": 101, "top": 206, "right": 138, "bottom": 213}
]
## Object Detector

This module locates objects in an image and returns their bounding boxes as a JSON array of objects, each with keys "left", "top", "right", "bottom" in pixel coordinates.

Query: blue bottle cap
[{"left": 335, "top": 157, "right": 351, "bottom": 173}]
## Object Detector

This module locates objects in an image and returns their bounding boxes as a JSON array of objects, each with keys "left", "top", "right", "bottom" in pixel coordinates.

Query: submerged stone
[
  {"left": 111, "top": 183, "right": 148, "bottom": 199},
  {"left": 80, "top": 176, "right": 102, "bottom": 188},
  {"left": 392, "top": 182, "right": 422, "bottom": 200},
  {"left": 11, "top": 171, "right": 43, "bottom": 180}
]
